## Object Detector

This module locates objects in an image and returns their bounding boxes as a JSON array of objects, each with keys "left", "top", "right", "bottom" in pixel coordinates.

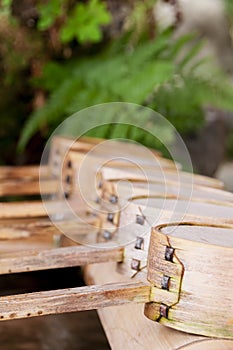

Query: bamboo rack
[{"left": 0, "top": 136, "right": 232, "bottom": 347}]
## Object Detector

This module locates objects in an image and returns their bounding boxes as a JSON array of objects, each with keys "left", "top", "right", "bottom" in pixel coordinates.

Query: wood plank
[
  {"left": 0, "top": 281, "right": 150, "bottom": 321},
  {"left": 0, "top": 197, "right": 90, "bottom": 219},
  {"left": 0, "top": 217, "right": 61, "bottom": 255},
  {"left": 102, "top": 179, "right": 233, "bottom": 203},
  {"left": 100, "top": 167, "right": 223, "bottom": 189},
  {"left": 0, "top": 201, "right": 51, "bottom": 218},
  {"left": 0, "top": 245, "right": 123, "bottom": 274},
  {"left": 0, "top": 165, "right": 48, "bottom": 180},
  {"left": 85, "top": 263, "right": 233, "bottom": 350},
  {"left": 84, "top": 263, "right": 206, "bottom": 350},
  {"left": 0, "top": 179, "right": 57, "bottom": 196}
]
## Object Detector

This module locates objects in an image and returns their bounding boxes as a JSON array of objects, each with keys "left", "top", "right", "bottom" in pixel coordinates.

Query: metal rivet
[
  {"left": 131, "top": 259, "right": 141, "bottom": 271},
  {"left": 67, "top": 160, "right": 72, "bottom": 168},
  {"left": 160, "top": 304, "right": 169, "bottom": 318},
  {"left": 64, "top": 192, "right": 70, "bottom": 199},
  {"left": 66, "top": 175, "right": 71, "bottom": 184},
  {"left": 107, "top": 213, "right": 114, "bottom": 223},
  {"left": 109, "top": 195, "right": 118, "bottom": 204},
  {"left": 136, "top": 214, "right": 145, "bottom": 225},
  {"left": 165, "top": 246, "right": 174, "bottom": 262},
  {"left": 102, "top": 231, "right": 112, "bottom": 240},
  {"left": 161, "top": 275, "right": 170, "bottom": 290},
  {"left": 134, "top": 237, "right": 144, "bottom": 250}
]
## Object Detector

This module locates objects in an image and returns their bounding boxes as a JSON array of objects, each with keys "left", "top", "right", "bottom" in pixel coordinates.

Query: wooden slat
[
  {"left": 100, "top": 167, "right": 223, "bottom": 189},
  {"left": 145, "top": 223, "right": 233, "bottom": 339},
  {"left": 0, "top": 165, "right": 48, "bottom": 180},
  {"left": 0, "top": 197, "right": 90, "bottom": 219},
  {"left": 0, "top": 201, "right": 50, "bottom": 218},
  {"left": 0, "top": 179, "right": 57, "bottom": 196},
  {"left": 102, "top": 179, "right": 233, "bottom": 204},
  {"left": 0, "top": 245, "right": 123, "bottom": 275},
  {"left": 0, "top": 281, "right": 150, "bottom": 321},
  {"left": 84, "top": 263, "right": 207, "bottom": 350},
  {"left": 85, "top": 263, "right": 233, "bottom": 350},
  {"left": 0, "top": 217, "right": 60, "bottom": 254}
]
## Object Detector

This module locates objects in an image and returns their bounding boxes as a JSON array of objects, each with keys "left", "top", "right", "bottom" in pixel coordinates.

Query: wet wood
[{"left": 0, "top": 281, "right": 150, "bottom": 321}]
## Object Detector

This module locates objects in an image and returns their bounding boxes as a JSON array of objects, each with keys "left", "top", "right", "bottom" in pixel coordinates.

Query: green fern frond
[{"left": 19, "top": 29, "right": 233, "bottom": 151}]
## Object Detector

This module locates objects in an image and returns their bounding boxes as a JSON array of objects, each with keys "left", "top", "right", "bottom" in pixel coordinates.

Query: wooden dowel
[
  {"left": 0, "top": 217, "right": 97, "bottom": 238},
  {"left": 0, "top": 245, "right": 124, "bottom": 274},
  {"left": 0, "top": 165, "right": 49, "bottom": 180},
  {"left": 0, "top": 179, "right": 57, "bottom": 196},
  {"left": 0, "top": 201, "right": 49, "bottom": 218},
  {"left": 0, "top": 199, "right": 89, "bottom": 219},
  {"left": 0, "top": 281, "right": 150, "bottom": 321}
]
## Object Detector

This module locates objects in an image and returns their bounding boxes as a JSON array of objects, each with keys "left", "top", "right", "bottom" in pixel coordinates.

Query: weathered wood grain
[
  {"left": 0, "top": 239, "right": 123, "bottom": 274},
  {"left": 99, "top": 167, "right": 223, "bottom": 189},
  {"left": 0, "top": 165, "right": 48, "bottom": 180},
  {"left": 0, "top": 281, "right": 150, "bottom": 321},
  {"left": 101, "top": 179, "right": 233, "bottom": 204},
  {"left": 84, "top": 263, "right": 207, "bottom": 350},
  {"left": 145, "top": 222, "right": 233, "bottom": 339},
  {"left": 0, "top": 179, "right": 57, "bottom": 196},
  {"left": 0, "top": 201, "right": 51, "bottom": 218}
]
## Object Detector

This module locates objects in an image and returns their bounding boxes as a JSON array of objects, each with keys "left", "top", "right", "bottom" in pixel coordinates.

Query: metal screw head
[
  {"left": 134, "top": 237, "right": 144, "bottom": 250},
  {"left": 160, "top": 304, "right": 169, "bottom": 318},
  {"left": 67, "top": 160, "right": 72, "bottom": 168},
  {"left": 64, "top": 192, "right": 70, "bottom": 199},
  {"left": 109, "top": 195, "right": 118, "bottom": 204},
  {"left": 161, "top": 275, "right": 170, "bottom": 290},
  {"left": 136, "top": 215, "right": 145, "bottom": 225},
  {"left": 165, "top": 246, "right": 175, "bottom": 262},
  {"left": 102, "top": 231, "right": 112, "bottom": 240},
  {"left": 107, "top": 213, "right": 114, "bottom": 223},
  {"left": 66, "top": 175, "right": 71, "bottom": 184},
  {"left": 131, "top": 259, "right": 141, "bottom": 271}
]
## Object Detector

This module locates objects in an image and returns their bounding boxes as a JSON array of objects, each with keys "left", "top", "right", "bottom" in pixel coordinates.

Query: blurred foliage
[
  {"left": 19, "top": 28, "right": 233, "bottom": 151},
  {"left": 227, "top": 131, "right": 233, "bottom": 158},
  {"left": 225, "top": 0, "right": 233, "bottom": 22},
  {"left": 1, "top": 0, "right": 233, "bottom": 162},
  {"left": 38, "top": 0, "right": 111, "bottom": 43}
]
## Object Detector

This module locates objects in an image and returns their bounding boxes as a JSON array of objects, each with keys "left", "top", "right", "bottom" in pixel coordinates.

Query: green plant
[
  {"left": 18, "top": 27, "right": 233, "bottom": 151},
  {"left": 37, "top": 0, "right": 111, "bottom": 44},
  {"left": 227, "top": 131, "right": 233, "bottom": 158}
]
